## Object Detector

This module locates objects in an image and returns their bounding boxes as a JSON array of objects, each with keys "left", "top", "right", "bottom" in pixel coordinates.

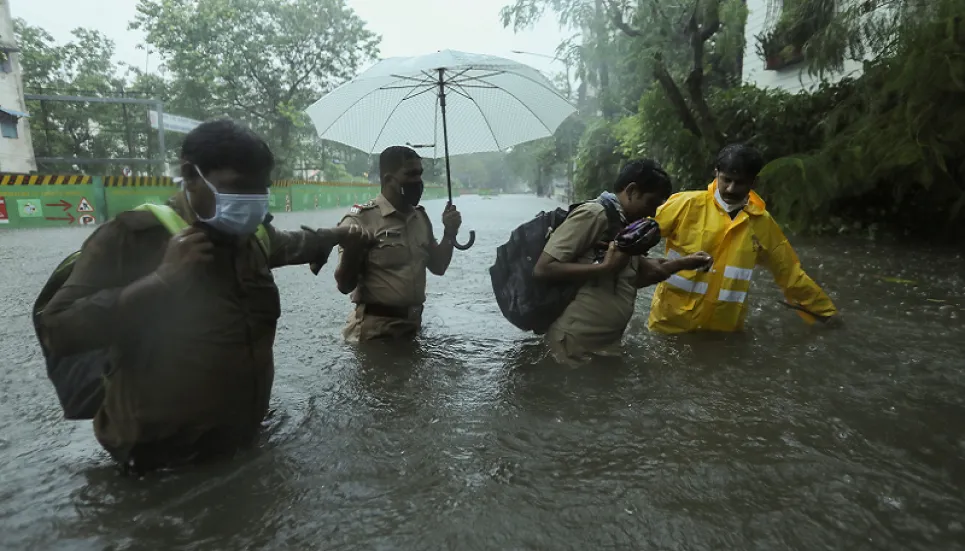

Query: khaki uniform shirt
[
  {"left": 337, "top": 194, "right": 436, "bottom": 342},
  {"left": 542, "top": 202, "right": 640, "bottom": 362},
  {"left": 39, "top": 193, "right": 338, "bottom": 471}
]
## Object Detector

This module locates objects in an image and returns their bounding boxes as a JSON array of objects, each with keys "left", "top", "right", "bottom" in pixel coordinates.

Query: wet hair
[
  {"left": 614, "top": 158, "right": 672, "bottom": 197},
  {"left": 379, "top": 146, "right": 421, "bottom": 179},
  {"left": 715, "top": 143, "right": 764, "bottom": 180},
  {"left": 180, "top": 119, "right": 275, "bottom": 181}
]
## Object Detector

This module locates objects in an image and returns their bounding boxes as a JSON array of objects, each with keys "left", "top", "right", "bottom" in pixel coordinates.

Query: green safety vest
[{"left": 134, "top": 203, "right": 271, "bottom": 258}]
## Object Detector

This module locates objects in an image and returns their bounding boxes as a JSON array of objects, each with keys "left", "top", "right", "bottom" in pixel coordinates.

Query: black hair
[
  {"left": 379, "top": 146, "right": 421, "bottom": 178},
  {"left": 614, "top": 158, "right": 672, "bottom": 197},
  {"left": 180, "top": 119, "right": 275, "bottom": 181},
  {"left": 715, "top": 143, "right": 764, "bottom": 179}
]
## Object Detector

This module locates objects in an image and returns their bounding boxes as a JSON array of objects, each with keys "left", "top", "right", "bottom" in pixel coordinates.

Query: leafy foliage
[
  {"left": 130, "top": 0, "right": 379, "bottom": 177},
  {"left": 573, "top": 119, "right": 624, "bottom": 199},
  {"left": 16, "top": 20, "right": 165, "bottom": 175},
  {"left": 517, "top": 0, "right": 965, "bottom": 241},
  {"left": 757, "top": 0, "right": 965, "bottom": 239},
  {"left": 619, "top": 79, "right": 851, "bottom": 191}
]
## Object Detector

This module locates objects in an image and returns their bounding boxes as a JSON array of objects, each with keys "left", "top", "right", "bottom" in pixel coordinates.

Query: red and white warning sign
[
  {"left": 77, "top": 197, "right": 94, "bottom": 212},
  {"left": 78, "top": 214, "right": 96, "bottom": 226},
  {"left": 0, "top": 197, "right": 8, "bottom": 224}
]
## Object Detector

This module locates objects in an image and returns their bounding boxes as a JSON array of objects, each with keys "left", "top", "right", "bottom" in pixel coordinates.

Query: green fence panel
[
  {"left": 269, "top": 187, "right": 290, "bottom": 213},
  {"left": 1, "top": 174, "right": 457, "bottom": 230},
  {"left": 0, "top": 173, "right": 99, "bottom": 229},
  {"left": 103, "top": 176, "right": 180, "bottom": 217}
]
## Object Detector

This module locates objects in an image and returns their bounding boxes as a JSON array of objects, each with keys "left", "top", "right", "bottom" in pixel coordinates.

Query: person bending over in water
[{"left": 534, "top": 159, "right": 711, "bottom": 364}]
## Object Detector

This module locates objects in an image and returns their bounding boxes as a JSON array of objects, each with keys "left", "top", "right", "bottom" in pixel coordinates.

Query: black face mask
[{"left": 400, "top": 181, "right": 424, "bottom": 207}]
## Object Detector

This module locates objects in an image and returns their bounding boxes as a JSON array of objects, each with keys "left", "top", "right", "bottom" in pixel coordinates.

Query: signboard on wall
[{"left": 148, "top": 111, "right": 202, "bottom": 134}]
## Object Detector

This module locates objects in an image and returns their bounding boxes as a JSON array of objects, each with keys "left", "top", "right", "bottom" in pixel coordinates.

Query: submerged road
[{"left": 1, "top": 194, "right": 964, "bottom": 550}]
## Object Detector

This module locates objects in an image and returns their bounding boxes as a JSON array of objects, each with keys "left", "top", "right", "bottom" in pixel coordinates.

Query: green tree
[
  {"left": 501, "top": 0, "right": 620, "bottom": 118},
  {"left": 16, "top": 20, "right": 144, "bottom": 174},
  {"left": 753, "top": 0, "right": 965, "bottom": 238},
  {"left": 130, "top": 0, "right": 380, "bottom": 177},
  {"left": 608, "top": 0, "right": 748, "bottom": 154}
]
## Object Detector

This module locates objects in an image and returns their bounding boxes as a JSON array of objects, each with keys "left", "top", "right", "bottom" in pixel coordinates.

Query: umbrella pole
[
  {"left": 437, "top": 68, "right": 475, "bottom": 251},
  {"left": 438, "top": 69, "right": 454, "bottom": 205}
]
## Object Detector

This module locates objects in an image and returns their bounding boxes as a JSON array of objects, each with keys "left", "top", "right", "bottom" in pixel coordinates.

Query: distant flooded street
[{"left": 1, "top": 194, "right": 964, "bottom": 550}]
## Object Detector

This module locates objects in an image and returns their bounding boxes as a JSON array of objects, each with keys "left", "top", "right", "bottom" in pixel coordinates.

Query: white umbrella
[{"left": 305, "top": 49, "right": 577, "bottom": 250}]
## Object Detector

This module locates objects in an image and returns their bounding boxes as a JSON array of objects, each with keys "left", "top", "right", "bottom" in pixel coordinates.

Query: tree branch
[
  {"left": 652, "top": 53, "right": 702, "bottom": 137},
  {"left": 285, "top": 54, "right": 325, "bottom": 103},
  {"left": 240, "top": 47, "right": 277, "bottom": 98},
  {"left": 685, "top": 0, "right": 725, "bottom": 149},
  {"left": 602, "top": 0, "right": 642, "bottom": 37}
]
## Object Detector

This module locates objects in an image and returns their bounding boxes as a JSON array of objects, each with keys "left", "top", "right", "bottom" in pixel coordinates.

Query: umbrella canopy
[{"left": 305, "top": 50, "right": 576, "bottom": 158}]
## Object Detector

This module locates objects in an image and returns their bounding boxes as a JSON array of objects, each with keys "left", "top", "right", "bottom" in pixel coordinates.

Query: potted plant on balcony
[{"left": 756, "top": 19, "right": 806, "bottom": 71}]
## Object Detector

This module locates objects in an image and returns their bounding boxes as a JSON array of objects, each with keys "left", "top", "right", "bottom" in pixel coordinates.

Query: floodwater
[{"left": 1, "top": 194, "right": 964, "bottom": 551}]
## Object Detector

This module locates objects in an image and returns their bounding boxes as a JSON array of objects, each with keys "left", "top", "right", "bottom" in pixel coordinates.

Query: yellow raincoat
[{"left": 648, "top": 180, "right": 837, "bottom": 334}]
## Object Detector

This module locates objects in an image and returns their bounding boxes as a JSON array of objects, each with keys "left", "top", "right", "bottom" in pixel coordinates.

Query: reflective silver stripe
[
  {"left": 718, "top": 289, "right": 748, "bottom": 303},
  {"left": 665, "top": 274, "right": 709, "bottom": 295},
  {"left": 724, "top": 266, "right": 754, "bottom": 281}
]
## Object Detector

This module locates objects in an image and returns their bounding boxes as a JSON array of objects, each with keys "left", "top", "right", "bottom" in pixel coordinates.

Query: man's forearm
[
  {"left": 119, "top": 271, "right": 173, "bottom": 311},
  {"left": 661, "top": 258, "right": 697, "bottom": 274},
  {"left": 428, "top": 233, "right": 456, "bottom": 275},
  {"left": 335, "top": 250, "right": 365, "bottom": 294},
  {"left": 534, "top": 259, "right": 610, "bottom": 282},
  {"left": 635, "top": 258, "right": 670, "bottom": 288},
  {"left": 42, "top": 272, "right": 169, "bottom": 356},
  {"left": 268, "top": 226, "right": 338, "bottom": 268}
]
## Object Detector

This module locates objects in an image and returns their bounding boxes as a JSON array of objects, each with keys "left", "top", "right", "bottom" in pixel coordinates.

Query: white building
[
  {"left": 742, "top": 0, "right": 865, "bottom": 93},
  {"left": 0, "top": 0, "right": 36, "bottom": 173}
]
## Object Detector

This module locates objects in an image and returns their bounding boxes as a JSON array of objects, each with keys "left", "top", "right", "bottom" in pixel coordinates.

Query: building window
[
  {"left": 0, "top": 54, "right": 11, "bottom": 74},
  {"left": 0, "top": 114, "right": 19, "bottom": 139}
]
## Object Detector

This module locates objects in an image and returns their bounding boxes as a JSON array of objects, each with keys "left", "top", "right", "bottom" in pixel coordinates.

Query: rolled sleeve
[
  {"left": 335, "top": 213, "right": 362, "bottom": 262},
  {"left": 542, "top": 203, "right": 608, "bottom": 263},
  {"left": 265, "top": 222, "right": 338, "bottom": 269}
]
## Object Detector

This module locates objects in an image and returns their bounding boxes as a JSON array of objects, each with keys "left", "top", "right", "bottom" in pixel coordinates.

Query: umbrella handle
[{"left": 453, "top": 230, "right": 476, "bottom": 251}]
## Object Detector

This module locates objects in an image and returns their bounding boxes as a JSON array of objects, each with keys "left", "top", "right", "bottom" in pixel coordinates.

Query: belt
[{"left": 360, "top": 303, "right": 415, "bottom": 319}]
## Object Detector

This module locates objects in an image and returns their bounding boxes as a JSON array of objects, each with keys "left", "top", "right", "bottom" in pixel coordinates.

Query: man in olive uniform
[
  {"left": 334, "top": 146, "right": 462, "bottom": 342},
  {"left": 39, "top": 120, "right": 371, "bottom": 472},
  {"left": 534, "top": 159, "right": 712, "bottom": 364}
]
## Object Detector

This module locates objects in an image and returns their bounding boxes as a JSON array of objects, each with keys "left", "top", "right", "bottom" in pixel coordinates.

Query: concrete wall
[
  {"left": 0, "top": 173, "right": 451, "bottom": 229},
  {"left": 0, "top": 1, "right": 37, "bottom": 173},
  {"left": 742, "top": 0, "right": 864, "bottom": 93}
]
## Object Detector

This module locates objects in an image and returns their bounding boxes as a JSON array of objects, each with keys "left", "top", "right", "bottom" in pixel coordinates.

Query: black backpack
[{"left": 489, "top": 199, "right": 623, "bottom": 334}]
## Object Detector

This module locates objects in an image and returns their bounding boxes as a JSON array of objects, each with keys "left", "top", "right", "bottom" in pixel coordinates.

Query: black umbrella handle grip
[{"left": 453, "top": 230, "right": 476, "bottom": 251}]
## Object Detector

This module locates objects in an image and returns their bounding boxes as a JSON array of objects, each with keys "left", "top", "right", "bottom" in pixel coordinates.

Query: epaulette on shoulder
[{"left": 349, "top": 200, "right": 377, "bottom": 215}]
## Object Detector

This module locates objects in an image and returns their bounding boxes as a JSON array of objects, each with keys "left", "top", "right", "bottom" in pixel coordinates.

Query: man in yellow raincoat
[{"left": 648, "top": 143, "right": 839, "bottom": 334}]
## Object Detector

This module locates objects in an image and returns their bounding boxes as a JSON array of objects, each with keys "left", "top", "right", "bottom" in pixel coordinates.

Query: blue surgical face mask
[{"left": 188, "top": 165, "right": 270, "bottom": 236}]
